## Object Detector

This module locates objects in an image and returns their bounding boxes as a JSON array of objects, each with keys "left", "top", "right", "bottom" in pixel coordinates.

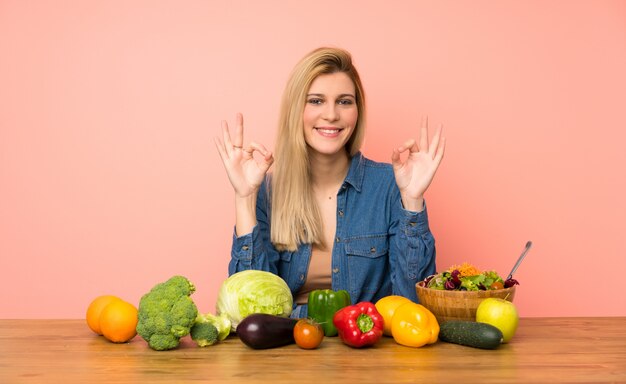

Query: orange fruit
[
  {"left": 99, "top": 299, "right": 138, "bottom": 343},
  {"left": 86, "top": 295, "right": 122, "bottom": 335},
  {"left": 375, "top": 295, "right": 412, "bottom": 336}
]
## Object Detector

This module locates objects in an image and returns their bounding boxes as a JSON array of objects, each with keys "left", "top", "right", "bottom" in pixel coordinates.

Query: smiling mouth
[{"left": 315, "top": 127, "right": 343, "bottom": 137}]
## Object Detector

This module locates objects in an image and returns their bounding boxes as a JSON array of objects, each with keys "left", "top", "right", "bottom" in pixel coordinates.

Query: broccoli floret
[
  {"left": 136, "top": 276, "right": 198, "bottom": 351},
  {"left": 190, "top": 320, "right": 219, "bottom": 347},
  {"left": 196, "top": 313, "right": 231, "bottom": 341}
]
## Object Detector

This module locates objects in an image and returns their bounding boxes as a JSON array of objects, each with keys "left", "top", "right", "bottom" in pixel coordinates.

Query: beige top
[{"left": 294, "top": 246, "right": 332, "bottom": 304}]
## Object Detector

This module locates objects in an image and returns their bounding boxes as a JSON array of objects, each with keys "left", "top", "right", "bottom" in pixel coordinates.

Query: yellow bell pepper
[
  {"left": 391, "top": 302, "right": 439, "bottom": 347},
  {"left": 375, "top": 295, "right": 412, "bottom": 336}
]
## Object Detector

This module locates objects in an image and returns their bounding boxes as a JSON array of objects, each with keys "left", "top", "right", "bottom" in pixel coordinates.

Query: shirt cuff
[
  {"left": 400, "top": 200, "right": 431, "bottom": 238},
  {"left": 231, "top": 225, "right": 256, "bottom": 261}
]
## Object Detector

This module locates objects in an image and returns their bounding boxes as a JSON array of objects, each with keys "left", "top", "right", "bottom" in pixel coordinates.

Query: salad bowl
[{"left": 415, "top": 281, "right": 516, "bottom": 324}]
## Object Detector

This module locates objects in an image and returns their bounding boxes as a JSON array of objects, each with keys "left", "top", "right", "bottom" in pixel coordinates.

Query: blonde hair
[{"left": 270, "top": 47, "right": 366, "bottom": 251}]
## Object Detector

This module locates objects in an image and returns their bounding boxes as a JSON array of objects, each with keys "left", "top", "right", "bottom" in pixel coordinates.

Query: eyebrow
[{"left": 307, "top": 93, "right": 356, "bottom": 99}]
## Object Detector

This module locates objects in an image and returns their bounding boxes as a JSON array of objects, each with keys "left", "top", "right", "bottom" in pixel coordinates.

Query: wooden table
[{"left": 1, "top": 318, "right": 625, "bottom": 383}]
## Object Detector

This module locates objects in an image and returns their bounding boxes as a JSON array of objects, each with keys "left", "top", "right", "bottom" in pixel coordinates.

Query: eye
[
  {"left": 337, "top": 99, "right": 354, "bottom": 105},
  {"left": 307, "top": 98, "right": 323, "bottom": 105}
]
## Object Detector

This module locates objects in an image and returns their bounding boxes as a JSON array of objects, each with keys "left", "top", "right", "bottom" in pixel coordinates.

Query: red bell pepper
[{"left": 332, "top": 302, "right": 384, "bottom": 348}]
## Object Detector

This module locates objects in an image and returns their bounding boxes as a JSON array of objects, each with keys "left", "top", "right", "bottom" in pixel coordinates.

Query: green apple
[{"left": 476, "top": 298, "right": 519, "bottom": 343}]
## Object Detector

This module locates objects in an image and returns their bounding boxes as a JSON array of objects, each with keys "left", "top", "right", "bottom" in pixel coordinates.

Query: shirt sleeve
[
  {"left": 388, "top": 187, "right": 437, "bottom": 302},
  {"left": 227, "top": 181, "right": 281, "bottom": 276}
]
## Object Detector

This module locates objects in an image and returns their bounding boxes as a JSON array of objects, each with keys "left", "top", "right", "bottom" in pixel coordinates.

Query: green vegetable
[
  {"left": 426, "top": 270, "right": 505, "bottom": 291},
  {"left": 136, "top": 276, "right": 198, "bottom": 351},
  {"left": 439, "top": 320, "right": 503, "bottom": 349},
  {"left": 307, "top": 289, "right": 351, "bottom": 336},
  {"left": 482, "top": 270, "right": 502, "bottom": 288},
  {"left": 216, "top": 270, "right": 293, "bottom": 330},
  {"left": 460, "top": 274, "right": 484, "bottom": 291},
  {"left": 190, "top": 321, "right": 219, "bottom": 347},
  {"left": 195, "top": 313, "right": 231, "bottom": 341}
]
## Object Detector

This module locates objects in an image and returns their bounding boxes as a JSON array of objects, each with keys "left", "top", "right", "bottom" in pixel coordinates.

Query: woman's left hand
[{"left": 391, "top": 119, "right": 446, "bottom": 212}]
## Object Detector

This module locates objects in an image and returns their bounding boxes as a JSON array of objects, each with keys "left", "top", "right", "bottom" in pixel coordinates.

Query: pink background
[{"left": 1, "top": 1, "right": 625, "bottom": 319}]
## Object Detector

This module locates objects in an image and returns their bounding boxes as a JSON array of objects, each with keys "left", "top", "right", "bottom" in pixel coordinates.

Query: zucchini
[{"left": 439, "top": 321, "right": 503, "bottom": 349}]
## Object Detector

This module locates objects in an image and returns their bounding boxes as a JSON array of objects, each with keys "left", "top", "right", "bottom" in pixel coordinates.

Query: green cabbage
[{"left": 216, "top": 270, "right": 293, "bottom": 330}]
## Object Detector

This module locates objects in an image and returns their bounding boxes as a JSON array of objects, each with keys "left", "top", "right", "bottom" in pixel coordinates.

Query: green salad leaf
[{"left": 425, "top": 269, "right": 505, "bottom": 291}]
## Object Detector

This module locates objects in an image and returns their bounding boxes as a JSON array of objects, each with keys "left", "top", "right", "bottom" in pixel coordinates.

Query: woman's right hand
[{"left": 215, "top": 113, "right": 274, "bottom": 198}]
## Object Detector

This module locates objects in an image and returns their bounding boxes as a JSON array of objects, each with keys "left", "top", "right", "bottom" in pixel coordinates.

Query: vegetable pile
[
  {"left": 133, "top": 271, "right": 294, "bottom": 351},
  {"left": 424, "top": 262, "right": 519, "bottom": 291},
  {"left": 101, "top": 263, "right": 522, "bottom": 352}
]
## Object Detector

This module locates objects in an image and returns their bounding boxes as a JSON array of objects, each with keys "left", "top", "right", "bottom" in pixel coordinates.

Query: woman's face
[{"left": 302, "top": 72, "right": 358, "bottom": 157}]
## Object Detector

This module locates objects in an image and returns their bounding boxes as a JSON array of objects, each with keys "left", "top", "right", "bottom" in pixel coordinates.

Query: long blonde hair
[{"left": 270, "top": 47, "right": 366, "bottom": 251}]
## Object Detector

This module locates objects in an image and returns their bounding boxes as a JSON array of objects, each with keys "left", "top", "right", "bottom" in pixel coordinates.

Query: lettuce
[
  {"left": 460, "top": 274, "right": 485, "bottom": 291},
  {"left": 216, "top": 270, "right": 293, "bottom": 331},
  {"left": 425, "top": 269, "right": 506, "bottom": 291}
]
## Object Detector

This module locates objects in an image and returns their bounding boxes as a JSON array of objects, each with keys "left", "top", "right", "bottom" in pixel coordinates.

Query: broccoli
[
  {"left": 194, "top": 313, "right": 231, "bottom": 344},
  {"left": 136, "top": 275, "right": 199, "bottom": 351},
  {"left": 190, "top": 320, "right": 219, "bottom": 347}
]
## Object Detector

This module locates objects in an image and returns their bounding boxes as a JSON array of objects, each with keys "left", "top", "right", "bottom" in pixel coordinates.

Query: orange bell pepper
[{"left": 391, "top": 302, "right": 439, "bottom": 347}]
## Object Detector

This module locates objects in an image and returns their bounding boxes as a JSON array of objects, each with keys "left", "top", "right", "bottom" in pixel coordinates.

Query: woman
[{"left": 215, "top": 47, "right": 445, "bottom": 317}]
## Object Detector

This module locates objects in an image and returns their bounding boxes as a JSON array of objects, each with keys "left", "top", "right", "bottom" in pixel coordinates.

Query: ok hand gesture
[
  {"left": 215, "top": 113, "right": 274, "bottom": 198},
  {"left": 391, "top": 119, "right": 446, "bottom": 212}
]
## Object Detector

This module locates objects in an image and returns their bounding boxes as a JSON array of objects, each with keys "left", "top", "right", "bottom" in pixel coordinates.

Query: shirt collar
[{"left": 344, "top": 151, "right": 365, "bottom": 193}]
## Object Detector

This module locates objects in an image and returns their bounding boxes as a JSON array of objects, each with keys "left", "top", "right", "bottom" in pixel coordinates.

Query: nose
[{"left": 321, "top": 103, "right": 339, "bottom": 122}]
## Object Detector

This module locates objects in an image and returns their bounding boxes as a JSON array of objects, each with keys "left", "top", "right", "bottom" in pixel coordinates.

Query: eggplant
[{"left": 236, "top": 314, "right": 298, "bottom": 349}]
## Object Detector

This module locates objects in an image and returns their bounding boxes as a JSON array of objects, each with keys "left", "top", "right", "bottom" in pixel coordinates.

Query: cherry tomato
[
  {"left": 293, "top": 318, "right": 324, "bottom": 349},
  {"left": 490, "top": 281, "right": 504, "bottom": 290}
]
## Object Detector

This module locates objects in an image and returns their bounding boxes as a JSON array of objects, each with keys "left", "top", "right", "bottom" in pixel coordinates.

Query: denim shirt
[{"left": 229, "top": 152, "right": 436, "bottom": 316}]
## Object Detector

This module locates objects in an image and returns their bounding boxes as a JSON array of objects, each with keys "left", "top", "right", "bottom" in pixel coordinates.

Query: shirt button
[
  {"left": 332, "top": 268, "right": 339, "bottom": 274},
  {"left": 338, "top": 210, "right": 344, "bottom": 216},
  {"left": 370, "top": 247, "right": 376, "bottom": 253},
  {"left": 299, "top": 274, "right": 305, "bottom": 281},
  {"left": 409, "top": 222, "right": 417, "bottom": 227},
  {"left": 335, "top": 237, "right": 340, "bottom": 243},
  {"left": 242, "top": 245, "right": 250, "bottom": 251}
]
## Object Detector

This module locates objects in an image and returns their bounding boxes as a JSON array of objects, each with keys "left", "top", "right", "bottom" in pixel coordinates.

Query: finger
[
  {"left": 263, "top": 150, "right": 274, "bottom": 164},
  {"left": 261, "top": 152, "right": 274, "bottom": 171},
  {"left": 248, "top": 142, "right": 274, "bottom": 166},
  {"left": 247, "top": 142, "right": 274, "bottom": 171},
  {"left": 428, "top": 124, "right": 443, "bottom": 158},
  {"left": 222, "top": 120, "right": 234, "bottom": 156},
  {"left": 397, "top": 138, "right": 418, "bottom": 153},
  {"left": 434, "top": 136, "right": 446, "bottom": 165},
  {"left": 247, "top": 141, "right": 271, "bottom": 157},
  {"left": 234, "top": 113, "right": 244, "bottom": 148},
  {"left": 419, "top": 116, "right": 429, "bottom": 152},
  {"left": 391, "top": 147, "right": 402, "bottom": 170},
  {"left": 214, "top": 137, "right": 227, "bottom": 162}
]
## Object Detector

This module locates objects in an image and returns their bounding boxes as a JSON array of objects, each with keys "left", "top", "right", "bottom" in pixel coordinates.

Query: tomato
[
  {"left": 490, "top": 281, "right": 504, "bottom": 290},
  {"left": 293, "top": 318, "right": 324, "bottom": 349}
]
